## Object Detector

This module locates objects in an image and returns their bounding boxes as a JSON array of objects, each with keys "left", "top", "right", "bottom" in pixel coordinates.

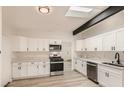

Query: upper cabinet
[
  {"left": 116, "top": 29, "right": 124, "bottom": 51},
  {"left": 11, "top": 36, "right": 50, "bottom": 52},
  {"left": 102, "top": 32, "right": 116, "bottom": 51},
  {"left": 27, "top": 38, "right": 38, "bottom": 51},
  {"left": 37, "top": 39, "right": 49, "bottom": 51},
  {"left": 76, "top": 40, "right": 83, "bottom": 51},
  {"left": 49, "top": 40, "right": 62, "bottom": 45},
  {"left": 12, "top": 36, "right": 28, "bottom": 52},
  {"left": 75, "top": 28, "right": 124, "bottom": 51}
]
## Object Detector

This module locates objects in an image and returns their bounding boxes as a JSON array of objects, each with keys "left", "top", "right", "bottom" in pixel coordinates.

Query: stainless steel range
[{"left": 49, "top": 45, "right": 64, "bottom": 76}]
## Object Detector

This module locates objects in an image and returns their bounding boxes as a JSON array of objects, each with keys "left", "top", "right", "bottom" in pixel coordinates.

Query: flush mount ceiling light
[
  {"left": 37, "top": 6, "right": 51, "bottom": 14},
  {"left": 70, "top": 6, "right": 93, "bottom": 12}
]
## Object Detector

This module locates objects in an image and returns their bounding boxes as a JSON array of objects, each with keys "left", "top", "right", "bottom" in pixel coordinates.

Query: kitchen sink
[{"left": 102, "top": 62, "right": 124, "bottom": 67}]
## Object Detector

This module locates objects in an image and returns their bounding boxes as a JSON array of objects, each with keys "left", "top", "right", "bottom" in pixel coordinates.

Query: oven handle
[
  {"left": 51, "top": 62, "right": 63, "bottom": 64},
  {"left": 87, "top": 63, "right": 97, "bottom": 67}
]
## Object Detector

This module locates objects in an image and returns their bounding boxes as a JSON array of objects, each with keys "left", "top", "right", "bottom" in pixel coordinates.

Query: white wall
[
  {"left": 1, "top": 34, "right": 12, "bottom": 86},
  {"left": 0, "top": 7, "right": 2, "bottom": 87}
]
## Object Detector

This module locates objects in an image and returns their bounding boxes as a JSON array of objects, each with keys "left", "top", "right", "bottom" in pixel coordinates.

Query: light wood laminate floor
[{"left": 7, "top": 71, "right": 99, "bottom": 87}]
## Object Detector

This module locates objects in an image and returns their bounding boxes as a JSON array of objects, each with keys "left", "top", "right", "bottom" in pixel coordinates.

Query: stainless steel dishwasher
[{"left": 87, "top": 61, "right": 98, "bottom": 83}]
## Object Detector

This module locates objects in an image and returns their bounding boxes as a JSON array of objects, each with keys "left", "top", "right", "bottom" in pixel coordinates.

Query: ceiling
[{"left": 2, "top": 6, "right": 108, "bottom": 39}]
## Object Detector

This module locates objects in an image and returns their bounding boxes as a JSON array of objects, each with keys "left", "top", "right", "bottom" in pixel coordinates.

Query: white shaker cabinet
[
  {"left": 49, "top": 40, "right": 62, "bottom": 45},
  {"left": 12, "top": 36, "right": 28, "bottom": 51},
  {"left": 116, "top": 29, "right": 124, "bottom": 51},
  {"left": 98, "top": 65, "right": 124, "bottom": 87},
  {"left": 81, "top": 61, "right": 87, "bottom": 76},
  {"left": 12, "top": 62, "right": 28, "bottom": 79},
  {"left": 74, "top": 59, "right": 87, "bottom": 76},
  {"left": 37, "top": 39, "right": 49, "bottom": 51},
  {"left": 27, "top": 38, "right": 38, "bottom": 51},
  {"left": 102, "top": 32, "right": 116, "bottom": 51},
  {"left": 91, "top": 36, "right": 102, "bottom": 51},
  {"left": 28, "top": 62, "right": 39, "bottom": 77},
  {"left": 76, "top": 40, "right": 84, "bottom": 51}
]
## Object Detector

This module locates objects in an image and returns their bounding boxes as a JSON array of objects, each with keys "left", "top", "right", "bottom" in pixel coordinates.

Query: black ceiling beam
[{"left": 73, "top": 6, "right": 124, "bottom": 35}]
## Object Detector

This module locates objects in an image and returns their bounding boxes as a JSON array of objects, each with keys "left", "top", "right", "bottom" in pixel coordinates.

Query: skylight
[{"left": 70, "top": 6, "right": 93, "bottom": 12}]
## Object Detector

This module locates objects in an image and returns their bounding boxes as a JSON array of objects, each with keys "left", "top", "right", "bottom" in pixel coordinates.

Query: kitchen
[{"left": 0, "top": 6, "right": 124, "bottom": 87}]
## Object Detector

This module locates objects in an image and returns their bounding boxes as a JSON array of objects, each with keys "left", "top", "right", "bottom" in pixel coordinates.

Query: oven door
[
  {"left": 50, "top": 62, "right": 64, "bottom": 72},
  {"left": 87, "top": 62, "right": 97, "bottom": 82}
]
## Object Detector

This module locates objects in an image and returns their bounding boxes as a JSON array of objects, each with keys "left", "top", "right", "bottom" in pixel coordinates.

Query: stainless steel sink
[{"left": 102, "top": 62, "right": 124, "bottom": 67}]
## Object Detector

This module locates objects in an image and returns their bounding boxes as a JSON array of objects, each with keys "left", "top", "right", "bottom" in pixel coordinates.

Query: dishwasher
[{"left": 87, "top": 61, "right": 98, "bottom": 83}]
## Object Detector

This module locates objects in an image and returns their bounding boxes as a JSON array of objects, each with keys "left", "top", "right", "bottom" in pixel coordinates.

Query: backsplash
[
  {"left": 76, "top": 51, "right": 124, "bottom": 64},
  {"left": 12, "top": 52, "right": 49, "bottom": 61}
]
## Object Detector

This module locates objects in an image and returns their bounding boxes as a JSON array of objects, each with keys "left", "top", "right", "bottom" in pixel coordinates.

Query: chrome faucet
[{"left": 115, "top": 52, "right": 120, "bottom": 64}]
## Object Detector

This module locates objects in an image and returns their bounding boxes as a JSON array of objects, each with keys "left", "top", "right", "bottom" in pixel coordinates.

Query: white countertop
[
  {"left": 75, "top": 57, "right": 124, "bottom": 70},
  {"left": 12, "top": 58, "right": 50, "bottom": 63}
]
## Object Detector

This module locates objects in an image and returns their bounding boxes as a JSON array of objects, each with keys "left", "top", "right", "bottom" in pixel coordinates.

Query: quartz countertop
[
  {"left": 75, "top": 57, "right": 124, "bottom": 70},
  {"left": 12, "top": 58, "right": 50, "bottom": 63}
]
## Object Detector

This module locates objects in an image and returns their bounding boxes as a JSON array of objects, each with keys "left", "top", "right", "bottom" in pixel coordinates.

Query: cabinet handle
[
  {"left": 94, "top": 48, "right": 97, "bottom": 51},
  {"left": 85, "top": 48, "right": 87, "bottom": 51},
  {"left": 18, "top": 67, "right": 21, "bottom": 70},
  {"left": 0, "top": 50, "right": 1, "bottom": 54},
  {"left": 111, "top": 47, "right": 113, "bottom": 51},
  {"left": 82, "top": 64, "right": 83, "bottom": 67},
  {"left": 114, "top": 46, "right": 116, "bottom": 51},
  {"left": 54, "top": 41, "right": 57, "bottom": 44},
  {"left": 43, "top": 65, "right": 46, "bottom": 68},
  {"left": 27, "top": 48, "right": 29, "bottom": 52},
  {"left": 37, "top": 65, "right": 39, "bottom": 69}
]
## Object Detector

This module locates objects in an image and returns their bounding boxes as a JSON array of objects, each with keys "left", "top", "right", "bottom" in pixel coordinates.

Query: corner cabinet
[{"left": 98, "top": 64, "right": 124, "bottom": 87}]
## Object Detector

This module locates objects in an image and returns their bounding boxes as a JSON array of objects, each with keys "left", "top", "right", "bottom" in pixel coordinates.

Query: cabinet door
[
  {"left": 21, "top": 62, "right": 28, "bottom": 77},
  {"left": 43, "top": 39, "right": 49, "bottom": 51},
  {"left": 28, "top": 38, "right": 38, "bottom": 51},
  {"left": 81, "top": 61, "right": 87, "bottom": 76},
  {"left": 76, "top": 40, "right": 83, "bottom": 51},
  {"left": 38, "top": 39, "right": 49, "bottom": 51},
  {"left": 102, "top": 32, "right": 116, "bottom": 51},
  {"left": 49, "top": 40, "right": 62, "bottom": 45},
  {"left": 28, "top": 62, "right": 39, "bottom": 76},
  {"left": 12, "top": 63, "right": 22, "bottom": 78},
  {"left": 44, "top": 62, "right": 50, "bottom": 75},
  {"left": 38, "top": 62, "right": 45, "bottom": 75},
  {"left": 92, "top": 36, "right": 102, "bottom": 51},
  {"left": 74, "top": 60, "right": 78, "bottom": 70},
  {"left": 98, "top": 65, "right": 122, "bottom": 87},
  {"left": 98, "top": 67, "right": 109, "bottom": 86},
  {"left": 116, "top": 30, "right": 124, "bottom": 51},
  {"left": 12, "top": 36, "right": 28, "bottom": 51}
]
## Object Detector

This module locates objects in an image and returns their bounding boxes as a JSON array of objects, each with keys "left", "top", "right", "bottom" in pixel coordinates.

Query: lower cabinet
[
  {"left": 12, "top": 62, "right": 28, "bottom": 78},
  {"left": 12, "top": 62, "right": 50, "bottom": 80},
  {"left": 28, "top": 62, "right": 39, "bottom": 77},
  {"left": 74, "top": 59, "right": 87, "bottom": 76},
  {"left": 98, "top": 65, "right": 124, "bottom": 87}
]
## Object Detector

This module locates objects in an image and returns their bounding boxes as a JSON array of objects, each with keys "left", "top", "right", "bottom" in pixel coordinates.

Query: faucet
[{"left": 115, "top": 52, "right": 120, "bottom": 64}]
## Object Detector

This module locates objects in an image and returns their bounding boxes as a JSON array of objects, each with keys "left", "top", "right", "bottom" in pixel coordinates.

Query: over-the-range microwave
[{"left": 49, "top": 45, "right": 62, "bottom": 51}]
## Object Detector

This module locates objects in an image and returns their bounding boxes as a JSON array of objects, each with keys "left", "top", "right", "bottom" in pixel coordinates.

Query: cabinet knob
[
  {"left": 37, "top": 48, "right": 39, "bottom": 51},
  {"left": 82, "top": 64, "right": 83, "bottom": 67}
]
